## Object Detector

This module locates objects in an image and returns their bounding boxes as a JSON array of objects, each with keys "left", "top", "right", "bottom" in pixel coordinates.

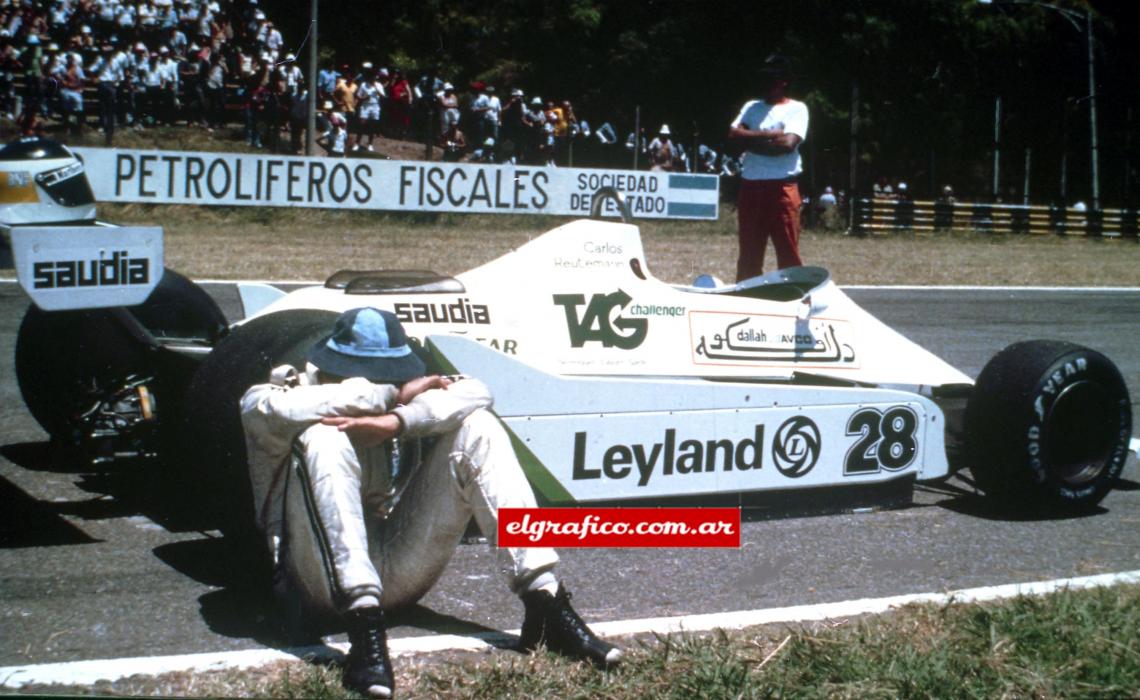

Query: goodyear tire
[
  {"left": 14, "top": 268, "right": 226, "bottom": 441},
  {"left": 178, "top": 309, "right": 338, "bottom": 544},
  {"left": 966, "top": 340, "right": 1132, "bottom": 512}
]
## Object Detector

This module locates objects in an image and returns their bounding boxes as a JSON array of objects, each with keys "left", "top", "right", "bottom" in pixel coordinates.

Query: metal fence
[{"left": 852, "top": 198, "right": 1139, "bottom": 238}]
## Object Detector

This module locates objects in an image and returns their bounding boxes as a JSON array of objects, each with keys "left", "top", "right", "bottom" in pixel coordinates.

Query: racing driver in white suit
[{"left": 241, "top": 307, "right": 620, "bottom": 698}]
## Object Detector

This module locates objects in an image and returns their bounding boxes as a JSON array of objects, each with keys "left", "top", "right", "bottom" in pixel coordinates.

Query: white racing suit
[{"left": 240, "top": 366, "right": 559, "bottom": 618}]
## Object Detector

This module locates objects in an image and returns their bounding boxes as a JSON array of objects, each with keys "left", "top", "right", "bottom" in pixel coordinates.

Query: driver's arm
[
  {"left": 241, "top": 377, "right": 397, "bottom": 431},
  {"left": 391, "top": 377, "right": 493, "bottom": 438}
]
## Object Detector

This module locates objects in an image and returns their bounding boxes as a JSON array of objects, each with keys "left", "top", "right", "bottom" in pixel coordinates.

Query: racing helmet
[{"left": 0, "top": 137, "right": 97, "bottom": 225}]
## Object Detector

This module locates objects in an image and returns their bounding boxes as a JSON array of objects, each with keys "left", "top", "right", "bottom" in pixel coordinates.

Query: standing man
[
  {"left": 241, "top": 308, "right": 621, "bottom": 698},
  {"left": 89, "top": 40, "right": 129, "bottom": 146},
  {"left": 470, "top": 85, "right": 500, "bottom": 147},
  {"left": 354, "top": 67, "right": 384, "bottom": 151},
  {"left": 726, "top": 54, "right": 809, "bottom": 280},
  {"left": 647, "top": 124, "right": 677, "bottom": 172}
]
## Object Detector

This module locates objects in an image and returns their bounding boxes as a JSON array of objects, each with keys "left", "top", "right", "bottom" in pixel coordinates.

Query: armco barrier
[{"left": 853, "top": 198, "right": 1139, "bottom": 238}]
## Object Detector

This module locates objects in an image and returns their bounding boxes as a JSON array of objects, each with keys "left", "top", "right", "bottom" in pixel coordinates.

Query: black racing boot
[
  {"left": 520, "top": 584, "right": 622, "bottom": 668},
  {"left": 344, "top": 607, "right": 395, "bottom": 698}
]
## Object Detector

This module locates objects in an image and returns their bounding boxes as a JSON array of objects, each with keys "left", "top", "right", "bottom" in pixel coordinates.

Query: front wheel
[{"left": 966, "top": 340, "right": 1131, "bottom": 512}]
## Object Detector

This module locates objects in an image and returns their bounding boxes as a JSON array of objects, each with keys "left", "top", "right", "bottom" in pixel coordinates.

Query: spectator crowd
[
  {"left": 0, "top": 0, "right": 306, "bottom": 145},
  {"left": 0, "top": 0, "right": 743, "bottom": 173}
]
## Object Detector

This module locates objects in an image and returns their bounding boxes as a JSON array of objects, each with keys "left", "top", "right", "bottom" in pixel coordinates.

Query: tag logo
[
  {"left": 553, "top": 289, "right": 648, "bottom": 349},
  {"left": 772, "top": 416, "right": 820, "bottom": 478}
]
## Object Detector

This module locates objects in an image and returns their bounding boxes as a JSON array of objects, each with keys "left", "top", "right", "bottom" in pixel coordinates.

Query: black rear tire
[
  {"left": 966, "top": 340, "right": 1132, "bottom": 512},
  {"left": 178, "top": 309, "right": 339, "bottom": 543},
  {"left": 15, "top": 268, "right": 226, "bottom": 441}
]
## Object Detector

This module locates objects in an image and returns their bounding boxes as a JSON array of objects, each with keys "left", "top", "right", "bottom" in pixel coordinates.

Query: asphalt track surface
[{"left": 1, "top": 281, "right": 1138, "bottom": 671}]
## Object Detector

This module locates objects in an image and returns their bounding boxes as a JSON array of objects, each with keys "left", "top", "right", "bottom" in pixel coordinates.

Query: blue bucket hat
[{"left": 308, "top": 307, "right": 426, "bottom": 383}]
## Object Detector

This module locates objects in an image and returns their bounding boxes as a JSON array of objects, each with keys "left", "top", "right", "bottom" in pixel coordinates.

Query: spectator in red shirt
[{"left": 387, "top": 68, "right": 411, "bottom": 140}]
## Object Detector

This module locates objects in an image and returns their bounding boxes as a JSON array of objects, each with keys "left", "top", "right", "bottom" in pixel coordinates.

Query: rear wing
[{"left": 4, "top": 223, "right": 163, "bottom": 311}]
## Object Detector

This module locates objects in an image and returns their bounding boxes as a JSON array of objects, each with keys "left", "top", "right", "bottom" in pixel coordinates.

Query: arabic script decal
[{"left": 692, "top": 313, "right": 856, "bottom": 366}]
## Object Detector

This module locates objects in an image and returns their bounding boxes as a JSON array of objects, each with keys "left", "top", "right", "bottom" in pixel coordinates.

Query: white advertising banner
[{"left": 73, "top": 147, "right": 719, "bottom": 220}]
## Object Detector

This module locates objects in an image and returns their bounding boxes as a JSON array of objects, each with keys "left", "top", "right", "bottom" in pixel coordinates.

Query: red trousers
[{"left": 736, "top": 178, "right": 803, "bottom": 281}]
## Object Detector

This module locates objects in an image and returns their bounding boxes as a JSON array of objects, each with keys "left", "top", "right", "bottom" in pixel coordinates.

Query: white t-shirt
[
  {"left": 485, "top": 95, "right": 501, "bottom": 122},
  {"left": 730, "top": 98, "right": 808, "bottom": 181},
  {"left": 357, "top": 81, "right": 383, "bottom": 110}
]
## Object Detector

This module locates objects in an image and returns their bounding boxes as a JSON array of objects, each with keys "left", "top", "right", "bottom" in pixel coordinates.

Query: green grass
[{"left": 23, "top": 584, "right": 1140, "bottom": 698}]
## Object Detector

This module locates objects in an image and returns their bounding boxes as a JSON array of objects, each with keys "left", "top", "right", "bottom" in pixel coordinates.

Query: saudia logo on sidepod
[{"left": 552, "top": 289, "right": 648, "bottom": 349}]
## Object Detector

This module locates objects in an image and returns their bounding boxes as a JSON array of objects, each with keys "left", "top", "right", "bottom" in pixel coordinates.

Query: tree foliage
[{"left": 270, "top": 0, "right": 1136, "bottom": 204}]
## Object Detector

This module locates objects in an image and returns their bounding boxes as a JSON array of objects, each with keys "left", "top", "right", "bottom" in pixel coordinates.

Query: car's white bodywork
[
  {"left": 245, "top": 219, "right": 971, "bottom": 388},
  {"left": 239, "top": 218, "right": 971, "bottom": 504}
]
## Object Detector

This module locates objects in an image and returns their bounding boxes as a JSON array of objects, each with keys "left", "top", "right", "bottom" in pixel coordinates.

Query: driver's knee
[{"left": 446, "top": 408, "right": 513, "bottom": 481}]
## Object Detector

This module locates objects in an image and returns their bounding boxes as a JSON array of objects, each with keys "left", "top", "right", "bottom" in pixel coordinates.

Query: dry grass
[
  {"left": 86, "top": 202, "right": 1140, "bottom": 287},
  {"left": 17, "top": 585, "right": 1140, "bottom": 699}
]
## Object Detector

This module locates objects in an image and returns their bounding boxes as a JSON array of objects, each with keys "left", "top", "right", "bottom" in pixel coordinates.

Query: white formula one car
[{"left": 4, "top": 138, "right": 1133, "bottom": 538}]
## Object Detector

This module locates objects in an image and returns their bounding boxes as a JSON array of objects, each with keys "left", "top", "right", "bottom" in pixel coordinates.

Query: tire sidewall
[
  {"left": 970, "top": 341, "right": 1132, "bottom": 510},
  {"left": 1023, "top": 349, "right": 1131, "bottom": 505}
]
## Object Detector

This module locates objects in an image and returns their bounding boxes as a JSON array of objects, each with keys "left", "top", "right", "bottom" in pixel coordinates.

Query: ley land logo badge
[{"left": 772, "top": 416, "right": 821, "bottom": 478}]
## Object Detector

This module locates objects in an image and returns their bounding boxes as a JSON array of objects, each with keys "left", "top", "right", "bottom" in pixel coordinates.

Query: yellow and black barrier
[{"left": 853, "top": 198, "right": 1139, "bottom": 238}]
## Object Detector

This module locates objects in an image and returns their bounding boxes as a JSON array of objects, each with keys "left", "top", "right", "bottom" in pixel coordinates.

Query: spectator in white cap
[
  {"left": 88, "top": 38, "right": 130, "bottom": 144},
  {"left": 524, "top": 95, "right": 546, "bottom": 162},
  {"left": 318, "top": 100, "right": 348, "bottom": 157},
  {"left": 498, "top": 88, "right": 526, "bottom": 162},
  {"left": 282, "top": 52, "right": 303, "bottom": 92},
  {"left": 472, "top": 136, "right": 496, "bottom": 162},
  {"left": 158, "top": 45, "right": 180, "bottom": 125},
  {"left": 648, "top": 123, "right": 677, "bottom": 171},
  {"left": 437, "top": 82, "right": 458, "bottom": 138},
  {"left": 470, "top": 84, "right": 501, "bottom": 146},
  {"left": 354, "top": 64, "right": 384, "bottom": 151},
  {"left": 138, "top": 50, "right": 164, "bottom": 127}
]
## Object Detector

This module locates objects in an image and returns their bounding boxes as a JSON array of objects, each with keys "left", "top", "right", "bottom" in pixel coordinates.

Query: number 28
[{"left": 844, "top": 407, "right": 919, "bottom": 474}]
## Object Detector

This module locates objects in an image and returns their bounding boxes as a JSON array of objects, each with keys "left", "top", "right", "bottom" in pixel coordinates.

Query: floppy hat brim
[{"left": 308, "top": 337, "right": 426, "bottom": 384}]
